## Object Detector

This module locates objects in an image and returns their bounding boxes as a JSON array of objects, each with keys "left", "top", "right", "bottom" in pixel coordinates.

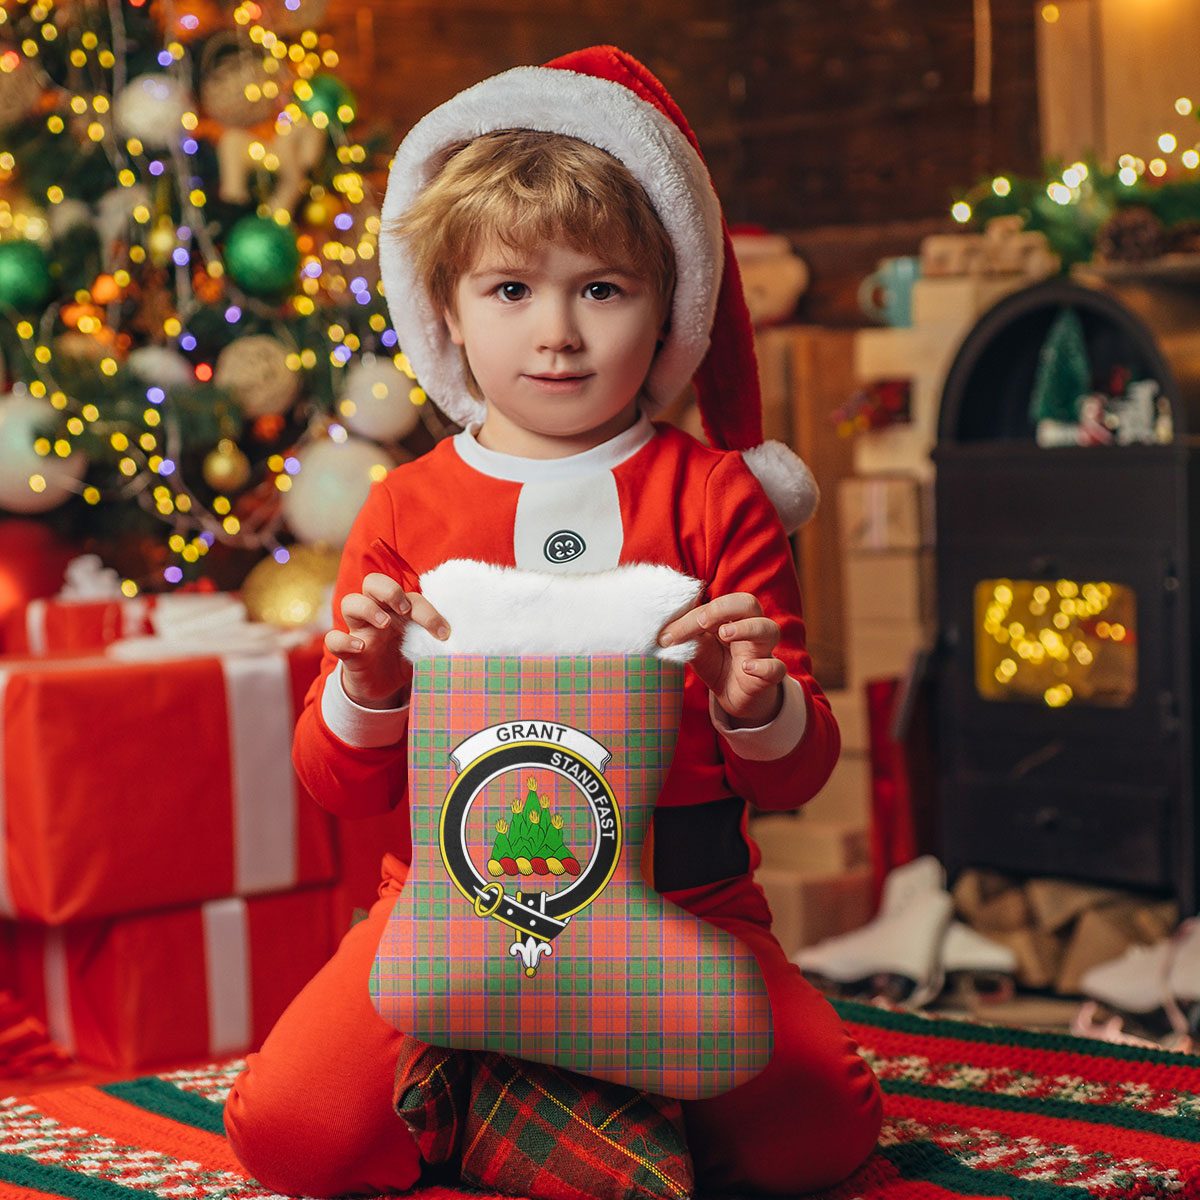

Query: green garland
[{"left": 953, "top": 158, "right": 1200, "bottom": 267}]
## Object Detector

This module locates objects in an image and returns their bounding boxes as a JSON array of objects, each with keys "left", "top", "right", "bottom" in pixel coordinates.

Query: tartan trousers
[{"left": 224, "top": 852, "right": 883, "bottom": 1197}]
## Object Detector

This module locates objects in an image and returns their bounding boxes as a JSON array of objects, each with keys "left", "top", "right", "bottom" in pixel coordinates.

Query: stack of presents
[
  {"left": 0, "top": 589, "right": 406, "bottom": 1073},
  {"left": 749, "top": 221, "right": 1058, "bottom": 959}
]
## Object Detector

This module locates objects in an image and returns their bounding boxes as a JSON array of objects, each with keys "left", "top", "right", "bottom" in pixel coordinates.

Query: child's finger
[
  {"left": 361, "top": 572, "right": 412, "bottom": 619},
  {"left": 659, "top": 593, "right": 759, "bottom": 647},
  {"left": 407, "top": 593, "right": 452, "bottom": 641},
  {"left": 340, "top": 590, "right": 399, "bottom": 633},
  {"left": 716, "top": 616, "right": 780, "bottom": 651},
  {"left": 739, "top": 656, "right": 787, "bottom": 684},
  {"left": 324, "top": 628, "right": 366, "bottom": 659}
]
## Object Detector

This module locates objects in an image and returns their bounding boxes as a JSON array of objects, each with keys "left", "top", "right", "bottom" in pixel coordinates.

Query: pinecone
[
  {"left": 1166, "top": 220, "right": 1200, "bottom": 255},
  {"left": 1095, "top": 206, "right": 1167, "bottom": 263}
]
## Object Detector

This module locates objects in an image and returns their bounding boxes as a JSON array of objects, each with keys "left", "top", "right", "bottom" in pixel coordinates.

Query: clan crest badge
[{"left": 439, "top": 721, "right": 622, "bottom": 976}]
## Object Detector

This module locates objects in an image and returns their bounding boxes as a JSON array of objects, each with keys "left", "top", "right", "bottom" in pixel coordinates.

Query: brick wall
[{"left": 329, "top": 0, "right": 1041, "bottom": 237}]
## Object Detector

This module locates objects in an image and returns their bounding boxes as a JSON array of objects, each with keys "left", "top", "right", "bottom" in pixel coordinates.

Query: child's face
[{"left": 443, "top": 238, "right": 663, "bottom": 457}]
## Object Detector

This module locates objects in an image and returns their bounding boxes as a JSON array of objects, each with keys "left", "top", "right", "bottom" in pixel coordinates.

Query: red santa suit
[
  {"left": 224, "top": 44, "right": 881, "bottom": 1199},
  {"left": 225, "top": 418, "right": 882, "bottom": 1196}
]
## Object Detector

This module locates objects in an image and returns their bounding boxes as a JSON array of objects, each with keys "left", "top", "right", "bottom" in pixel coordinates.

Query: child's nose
[{"left": 536, "top": 298, "right": 581, "bottom": 352}]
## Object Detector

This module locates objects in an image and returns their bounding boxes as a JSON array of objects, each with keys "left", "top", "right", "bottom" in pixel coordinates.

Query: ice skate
[
  {"left": 793, "top": 856, "right": 954, "bottom": 1008},
  {"left": 1077, "top": 917, "right": 1200, "bottom": 1048},
  {"left": 940, "top": 921, "right": 1017, "bottom": 1005}
]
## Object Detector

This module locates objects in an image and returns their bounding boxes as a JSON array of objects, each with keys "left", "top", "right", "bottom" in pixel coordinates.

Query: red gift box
[
  {"left": 0, "top": 642, "right": 338, "bottom": 923},
  {"left": 12, "top": 886, "right": 339, "bottom": 1071},
  {"left": 4, "top": 597, "right": 156, "bottom": 655}
]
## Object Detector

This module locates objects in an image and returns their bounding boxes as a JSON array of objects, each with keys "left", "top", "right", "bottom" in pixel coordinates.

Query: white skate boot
[
  {"left": 1077, "top": 918, "right": 1200, "bottom": 1048},
  {"left": 941, "top": 920, "right": 1018, "bottom": 1004},
  {"left": 793, "top": 856, "right": 954, "bottom": 1007}
]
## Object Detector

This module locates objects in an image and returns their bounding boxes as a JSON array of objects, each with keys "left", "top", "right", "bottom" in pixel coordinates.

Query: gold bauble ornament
[
  {"left": 241, "top": 543, "right": 340, "bottom": 628},
  {"left": 214, "top": 334, "right": 301, "bottom": 418},
  {"left": 303, "top": 197, "right": 332, "bottom": 228},
  {"left": 148, "top": 218, "right": 178, "bottom": 267},
  {"left": 202, "top": 438, "right": 252, "bottom": 491},
  {"left": 200, "top": 43, "right": 278, "bottom": 127}
]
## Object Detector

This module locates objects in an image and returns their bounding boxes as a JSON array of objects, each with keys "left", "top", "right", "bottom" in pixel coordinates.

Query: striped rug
[{"left": 2, "top": 999, "right": 1200, "bottom": 1199}]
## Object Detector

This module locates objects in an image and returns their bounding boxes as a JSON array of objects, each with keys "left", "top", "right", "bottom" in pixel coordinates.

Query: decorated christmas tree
[{"left": 0, "top": 0, "right": 443, "bottom": 598}]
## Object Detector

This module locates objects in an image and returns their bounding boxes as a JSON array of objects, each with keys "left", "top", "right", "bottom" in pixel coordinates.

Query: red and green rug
[{"left": 2, "top": 998, "right": 1200, "bottom": 1200}]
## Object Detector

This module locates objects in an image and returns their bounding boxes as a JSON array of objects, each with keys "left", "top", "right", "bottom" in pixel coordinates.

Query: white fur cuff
[{"left": 401, "top": 560, "right": 702, "bottom": 662}]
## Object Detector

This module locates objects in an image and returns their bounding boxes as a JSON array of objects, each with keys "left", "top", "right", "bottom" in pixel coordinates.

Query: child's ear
[{"left": 443, "top": 307, "right": 464, "bottom": 346}]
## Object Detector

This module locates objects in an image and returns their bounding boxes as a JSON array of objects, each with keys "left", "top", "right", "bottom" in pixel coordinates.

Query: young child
[{"left": 224, "top": 46, "right": 882, "bottom": 1197}]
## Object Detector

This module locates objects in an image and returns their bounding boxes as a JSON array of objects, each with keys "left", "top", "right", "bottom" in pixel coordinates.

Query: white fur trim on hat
[
  {"left": 742, "top": 441, "right": 819, "bottom": 533},
  {"left": 379, "top": 65, "right": 725, "bottom": 430}
]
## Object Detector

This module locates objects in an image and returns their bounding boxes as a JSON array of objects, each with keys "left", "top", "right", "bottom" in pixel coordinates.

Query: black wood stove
[{"left": 933, "top": 276, "right": 1200, "bottom": 913}]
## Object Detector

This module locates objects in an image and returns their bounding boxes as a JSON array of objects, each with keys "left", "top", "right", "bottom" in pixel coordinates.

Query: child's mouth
[{"left": 526, "top": 373, "right": 592, "bottom": 392}]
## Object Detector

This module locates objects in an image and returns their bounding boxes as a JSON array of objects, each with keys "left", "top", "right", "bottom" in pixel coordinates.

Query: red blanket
[{"left": 3, "top": 1000, "right": 1200, "bottom": 1199}]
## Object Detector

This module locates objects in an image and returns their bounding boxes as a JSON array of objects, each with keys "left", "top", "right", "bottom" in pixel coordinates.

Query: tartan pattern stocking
[{"left": 371, "top": 654, "right": 772, "bottom": 1099}]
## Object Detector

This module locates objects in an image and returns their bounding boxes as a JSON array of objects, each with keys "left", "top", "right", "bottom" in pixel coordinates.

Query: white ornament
[
  {"left": 0, "top": 54, "right": 43, "bottom": 131},
  {"left": 113, "top": 74, "right": 192, "bottom": 148},
  {"left": 214, "top": 334, "right": 301, "bottom": 418},
  {"left": 96, "top": 184, "right": 151, "bottom": 269},
  {"left": 200, "top": 49, "right": 277, "bottom": 127},
  {"left": 0, "top": 389, "right": 86, "bottom": 514},
  {"left": 127, "top": 346, "right": 196, "bottom": 388},
  {"left": 48, "top": 199, "right": 94, "bottom": 240},
  {"left": 281, "top": 434, "right": 393, "bottom": 545},
  {"left": 338, "top": 354, "right": 421, "bottom": 442},
  {"left": 216, "top": 118, "right": 325, "bottom": 210}
]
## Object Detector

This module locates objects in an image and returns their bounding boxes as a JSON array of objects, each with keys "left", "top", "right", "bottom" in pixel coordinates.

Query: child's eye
[
  {"left": 497, "top": 282, "right": 528, "bottom": 301},
  {"left": 585, "top": 282, "right": 619, "bottom": 301}
]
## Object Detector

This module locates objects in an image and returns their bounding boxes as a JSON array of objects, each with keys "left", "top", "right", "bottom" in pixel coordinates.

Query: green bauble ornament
[
  {"left": 295, "top": 74, "right": 356, "bottom": 128},
  {"left": 0, "top": 241, "right": 53, "bottom": 311},
  {"left": 224, "top": 215, "right": 301, "bottom": 296}
]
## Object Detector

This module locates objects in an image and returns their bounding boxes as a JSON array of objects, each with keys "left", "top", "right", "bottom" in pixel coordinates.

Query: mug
[{"left": 858, "top": 255, "right": 922, "bottom": 326}]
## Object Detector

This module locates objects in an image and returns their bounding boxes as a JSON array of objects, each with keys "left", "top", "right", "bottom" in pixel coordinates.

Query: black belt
[{"left": 651, "top": 796, "right": 750, "bottom": 892}]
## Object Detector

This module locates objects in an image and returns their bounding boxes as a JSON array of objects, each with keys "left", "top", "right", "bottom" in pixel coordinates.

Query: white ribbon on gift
[
  {"left": 861, "top": 479, "right": 891, "bottom": 552},
  {"left": 22, "top": 595, "right": 152, "bottom": 655},
  {"left": 42, "top": 927, "right": 74, "bottom": 1054},
  {"left": 221, "top": 653, "right": 299, "bottom": 896},
  {"left": 40, "top": 896, "right": 253, "bottom": 1059},
  {"left": 202, "top": 896, "right": 253, "bottom": 1055}
]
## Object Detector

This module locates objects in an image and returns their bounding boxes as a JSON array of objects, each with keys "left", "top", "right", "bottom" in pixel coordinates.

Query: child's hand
[
  {"left": 325, "top": 573, "right": 449, "bottom": 710},
  {"left": 658, "top": 592, "right": 785, "bottom": 727}
]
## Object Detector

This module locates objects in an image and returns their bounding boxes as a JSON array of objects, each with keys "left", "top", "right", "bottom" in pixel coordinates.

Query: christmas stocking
[{"left": 370, "top": 565, "right": 772, "bottom": 1100}]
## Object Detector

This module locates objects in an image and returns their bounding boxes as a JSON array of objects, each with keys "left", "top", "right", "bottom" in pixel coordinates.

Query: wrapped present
[
  {"left": 4, "top": 596, "right": 155, "bottom": 654},
  {"left": 0, "top": 641, "right": 338, "bottom": 923},
  {"left": 837, "top": 475, "right": 932, "bottom": 553},
  {"left": 11, "top": 887, "right": 338, "bottom": 1071},
  {"left": 7, "top": 588, "right": 261, "bottom": 656},
  {"left": 3, "top": 556, "right": 156, "bottom": 654}
]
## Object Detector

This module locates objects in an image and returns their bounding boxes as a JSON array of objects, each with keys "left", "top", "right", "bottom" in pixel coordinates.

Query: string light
[{"left": 0, "top": 1, "right": 407, "bottom": 587}]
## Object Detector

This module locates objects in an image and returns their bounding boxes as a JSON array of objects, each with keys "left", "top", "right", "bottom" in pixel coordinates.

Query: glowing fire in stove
[{"left": 975, "top": 578, "right": 1137, "bottom": 707}]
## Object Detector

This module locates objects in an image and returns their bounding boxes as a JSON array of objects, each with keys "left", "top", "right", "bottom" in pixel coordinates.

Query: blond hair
[{"left": 391, "top": 129, "right": 676, "bottom": 325}]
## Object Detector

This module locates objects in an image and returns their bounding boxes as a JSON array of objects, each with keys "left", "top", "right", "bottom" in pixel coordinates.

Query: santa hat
[{"left": 379, "top": 45, "right": 818, "bottom": 531}]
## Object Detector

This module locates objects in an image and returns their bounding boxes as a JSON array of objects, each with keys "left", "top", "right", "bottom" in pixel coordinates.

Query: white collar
[{"left": 451, "top": 411, "right": 654, "bottom": 483}]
